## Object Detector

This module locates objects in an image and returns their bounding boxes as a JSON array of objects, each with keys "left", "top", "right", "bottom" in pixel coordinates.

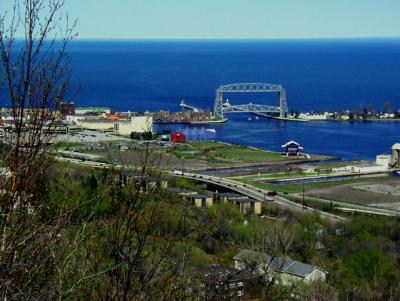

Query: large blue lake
[{"left": 67, "top": 39, "right": 400, "bottom": 159}]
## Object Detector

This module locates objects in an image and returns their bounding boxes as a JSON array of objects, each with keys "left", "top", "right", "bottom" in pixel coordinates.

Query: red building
[
  {"left": 60, "top": 101, "right": 75, "bottom": 116},
  {"left": 171, "top": 132, "right": 185, "bottom": 143}
]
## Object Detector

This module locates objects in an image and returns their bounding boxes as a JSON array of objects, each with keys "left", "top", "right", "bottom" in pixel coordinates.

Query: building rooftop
[
  {"left": 216, "top": 192, "right": 244, "bottom": 198},
  {"left": 186, "top": 194, "right": 209, "bottom": 199},
  {"left": 282, "top": 140, "right": 304, "bottom": 150},
  {"left": 167, "top": 188, "right": 197, "bottom": 194},
  {"left": 76, "top": 106, "right": 111, "bottom": 111},
  {"left": 233, "top": 249, "right": 326, "bottom": 278},
  {"left": 79, "top": 119, "right": 116, "bottom": 124},
  {"left": 230, "top": 198, "right": 257, "bottom": 204},
  {"left": 196, "top": 264, "right": 261, "bottom": 284}
]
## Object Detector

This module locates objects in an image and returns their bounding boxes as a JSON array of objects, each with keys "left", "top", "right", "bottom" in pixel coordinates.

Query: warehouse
[{"left": 113, "top": 115, "right": 153, "bottom": 135}]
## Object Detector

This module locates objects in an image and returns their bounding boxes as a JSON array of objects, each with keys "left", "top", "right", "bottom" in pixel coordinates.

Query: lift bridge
[
  {"left": 180, "top": 83, "right": 289, "bottom": 119},
  {"left": 214, "top": 83, "right": 288, "bottom": 118}
]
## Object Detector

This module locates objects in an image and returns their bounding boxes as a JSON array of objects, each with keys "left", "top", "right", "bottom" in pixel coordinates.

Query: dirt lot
[
  {"left": 352, "top": 183, "right": 400, "bottom": 196},
  {"left": 307, "top": 177, "right": 400, "bottom": 207}
]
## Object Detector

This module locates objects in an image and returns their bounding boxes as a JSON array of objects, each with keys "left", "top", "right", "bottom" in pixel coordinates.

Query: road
[
  {"left": 57, "top": 156, "right": 398, "bottom": 221},
  {"left": 178, "top": 172, "right": 349, "bottom": 223},
  {"left": 289, "top": 194, "right": 400, "bottom": 217}
]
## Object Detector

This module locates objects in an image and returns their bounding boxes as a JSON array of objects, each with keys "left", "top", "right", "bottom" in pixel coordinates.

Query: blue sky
[{"left": 2, "top": 0, "right": 400, "bottom": 39}]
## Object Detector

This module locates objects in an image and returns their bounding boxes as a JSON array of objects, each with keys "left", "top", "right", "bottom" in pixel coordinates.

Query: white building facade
[{"left": 114, "top": 115, "right": 153, "bottom": 135}]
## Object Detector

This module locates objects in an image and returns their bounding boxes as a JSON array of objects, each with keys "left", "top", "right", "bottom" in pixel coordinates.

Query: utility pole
[{"left": 302, "top": 177, "right": 305, "bottom": 210}]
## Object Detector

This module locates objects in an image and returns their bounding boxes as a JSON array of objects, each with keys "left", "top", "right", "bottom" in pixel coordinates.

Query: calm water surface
[{"left": 45, "top": 40, "right": 400, "bottom": 159}]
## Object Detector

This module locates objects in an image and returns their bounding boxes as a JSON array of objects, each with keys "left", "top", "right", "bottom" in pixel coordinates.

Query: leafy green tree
[
  {"left": 130, "top": 131, "right": 141, "bottom": 140},
  {"left": 142, "top": 131, "right": 153, "bottom": 140},
  {"left": 341, "top": 249, "right": 397, "bottom": 298},
  {"left": 86, "top": 174, "right": 98, "bottom": 192}
]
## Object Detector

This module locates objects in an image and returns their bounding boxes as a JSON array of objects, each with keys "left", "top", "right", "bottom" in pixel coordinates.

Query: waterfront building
[
  {"left": 106, "top": 114, "right": 124, "bottom": 121},
  {"left": 171, "top": 131, "right": 186, "bottom": 143},
  {"left": 75, "top": 107, "right": 112, "bottom": 115},
  {"left": 154, "top": 110, "right": 212, "bottom": 123},
  {"left": 333, "top": 162, "right": 389, "bottom": 174},
  {"left": 376, "top": 154, "right": 392, "bottom": 167},
  {"left": 77, "top": 119, "right": 115, "bottom": 132},
  {"left": 60, "top": 101, "right": 75, "bottom": 116},
  {"left": 298, "top": 112, "right": 328, "bottom": 120},
  {"left": 113, "top": 115, "right": 153, "bottom": 135},
  {"left": 282, "top": 141, "right": 303, "bottom": 158},
  {"left": 0, "top": 112, "right": 13, "bottom": 125}
]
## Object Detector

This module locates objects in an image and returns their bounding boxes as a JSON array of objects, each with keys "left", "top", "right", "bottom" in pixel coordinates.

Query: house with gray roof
[{"left": 233, "top": 249, "right": 327, "bottom": 286}]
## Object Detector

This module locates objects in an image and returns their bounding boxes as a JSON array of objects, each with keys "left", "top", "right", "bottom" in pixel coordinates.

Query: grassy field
[
  {"left": 53, "top": 142, "right": 85, "bottom": 149},
  {"left": 171, "top": 142, "right": 283, "bottom": 163}
]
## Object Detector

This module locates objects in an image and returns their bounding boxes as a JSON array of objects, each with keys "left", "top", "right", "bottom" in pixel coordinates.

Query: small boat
[
  {"left": 255, "top": 116, "right": 259, "bottom": 120},
  {"left": 248, "top": 117, "right": 252, "bottom": 121}
]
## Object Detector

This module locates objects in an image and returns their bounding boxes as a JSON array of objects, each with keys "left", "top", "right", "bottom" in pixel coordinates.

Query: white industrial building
[
  {"left": 332, "top": 155, "right": 392, "bottom": 174},
  {"left": 113, "top": 115, "right": 153, "bottom": 135},
  {"left": 376, "top": 154, "right": 392, "bottom": 167},
  {"left": 75, "top": 107, "right": 111, "bottom": 115},
  {"left": 298, "top": 112, "right": 328, "bottom": 121},
  {"left": 65, "top": 114, "right": 153, "bottom": 135},
  {"left": 349, "top": 164, "right": 389, "bottom": 173},
  {"left": 76, "top": 119, "right": 115, "bottom": 131},
  {"left": 65, "top": 114, "right": 100, "bottom": 125}
]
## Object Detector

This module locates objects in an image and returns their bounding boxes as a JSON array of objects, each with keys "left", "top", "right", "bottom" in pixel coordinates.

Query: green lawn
[
  {"left": 52, "top": 142, "right": 85, "bottom": 149},
  {"left": 171, "top": 142, "right": 283, "bottom": 163}
]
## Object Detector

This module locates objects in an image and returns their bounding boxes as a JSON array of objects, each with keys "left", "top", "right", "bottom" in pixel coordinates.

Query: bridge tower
[
  {"left": 214, "top": 90, "right": 224, "bottom": 118},
  {"left": 279, "top": 89, "right": 288, "bottom": 118}
]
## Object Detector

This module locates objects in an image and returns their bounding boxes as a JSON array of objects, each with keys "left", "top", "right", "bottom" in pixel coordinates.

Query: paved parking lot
[{"left": 55, "top": 130, "right": 130, "bottom": 143}]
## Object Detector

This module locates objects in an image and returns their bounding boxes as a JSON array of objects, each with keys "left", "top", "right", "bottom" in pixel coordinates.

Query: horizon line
[
  {"left": 12, "top": 36, "right": 400, "bottom": 42},
  {"left": 73, "top": 36, "right": 400, "bottom": 41}
]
